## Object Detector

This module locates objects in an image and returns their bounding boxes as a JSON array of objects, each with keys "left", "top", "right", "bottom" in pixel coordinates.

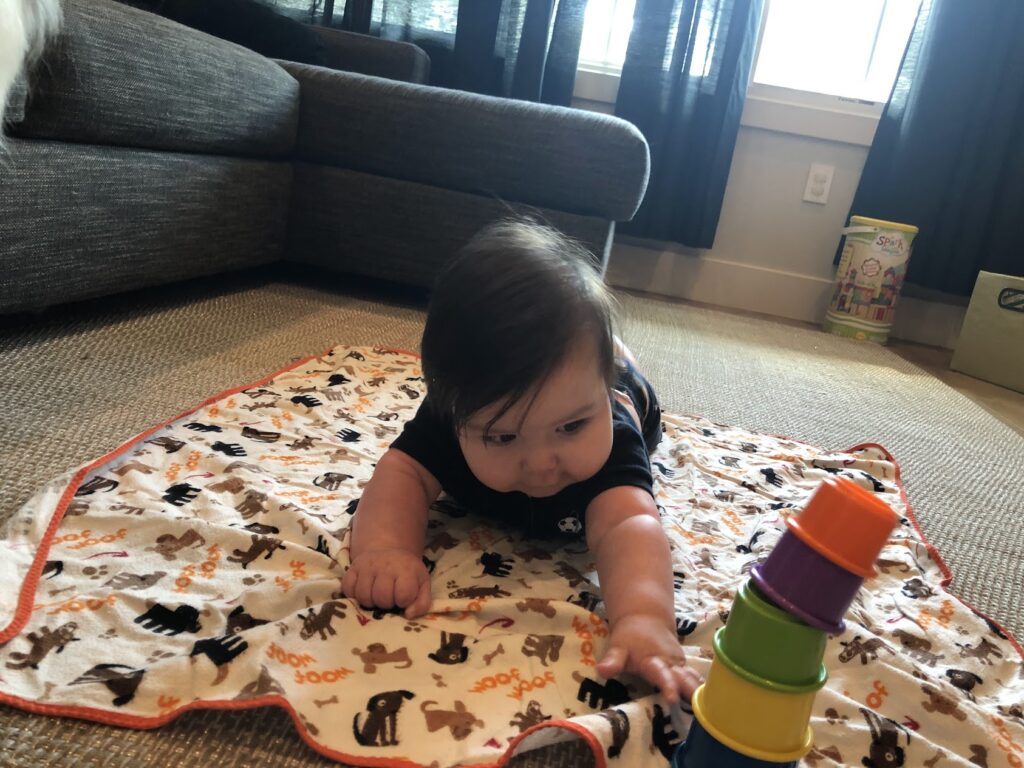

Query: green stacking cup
[{"left": 719, "top": 581, "right": 828, "bottom": 687}]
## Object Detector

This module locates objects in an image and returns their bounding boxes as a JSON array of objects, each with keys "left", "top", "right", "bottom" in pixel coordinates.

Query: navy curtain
[
  {"left": 326, "top": 0, "right": 587, "bottom": 104},
  {"left": 848, "top": 1, "right": 1024, "bottom": 295},
  {"left": 614, "top": 0, "right": 764, "bottom": 247}
]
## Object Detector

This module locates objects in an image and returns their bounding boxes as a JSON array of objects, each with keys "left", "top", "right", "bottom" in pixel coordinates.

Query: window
[
  {"left": 752, "top": 0, "right": 920, "bottom": 103},
  {"left": 577, "top": 0, "right": 918, "bottom": 104},
  {"left": 579, "top": 0, "right": 636, "bottom": 72}
]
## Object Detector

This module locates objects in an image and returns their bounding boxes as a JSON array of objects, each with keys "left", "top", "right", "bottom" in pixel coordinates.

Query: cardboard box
[{"left": 951, "top": 271, "right": 1024, "bottom": 393}]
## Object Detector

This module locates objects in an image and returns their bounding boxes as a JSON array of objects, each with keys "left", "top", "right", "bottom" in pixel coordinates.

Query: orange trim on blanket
[
  {"left": 846, "top": 441, "right": 1023, "bottom": 660},
  {"left": 496, "top": 720, "right": 606, "bottom": 768}
]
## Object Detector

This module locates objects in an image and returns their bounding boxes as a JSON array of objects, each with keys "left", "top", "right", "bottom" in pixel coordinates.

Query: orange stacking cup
[{"left": 786, "top": 476, "right": 898, "bottom": 578}]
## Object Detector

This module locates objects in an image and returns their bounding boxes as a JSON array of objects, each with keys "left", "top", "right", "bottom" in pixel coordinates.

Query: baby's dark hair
[{"left": 422, "top": 219, "right": 618, "bottom": 433}]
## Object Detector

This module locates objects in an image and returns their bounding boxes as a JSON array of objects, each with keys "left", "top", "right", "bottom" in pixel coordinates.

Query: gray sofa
[{"left": 0, "top": 0, "right": 649, "bottom": 314}]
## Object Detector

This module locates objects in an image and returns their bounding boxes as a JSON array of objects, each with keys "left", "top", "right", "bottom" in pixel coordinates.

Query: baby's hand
[
  {"left": 596, "top": 613, "right": 702, "bottom": 705},
  {"left": 341, "top": 548, "right": 432, "bottom": 619}
]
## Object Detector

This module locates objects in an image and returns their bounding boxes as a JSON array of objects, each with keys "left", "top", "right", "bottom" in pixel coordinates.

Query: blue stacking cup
[{"left": 672, "top": 717, "right": 797, "bottom": 768}]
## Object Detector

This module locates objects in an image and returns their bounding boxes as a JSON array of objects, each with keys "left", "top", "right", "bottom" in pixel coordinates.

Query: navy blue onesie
[{"left": 390, "top": 359, "right": 662, "bottom": 538}]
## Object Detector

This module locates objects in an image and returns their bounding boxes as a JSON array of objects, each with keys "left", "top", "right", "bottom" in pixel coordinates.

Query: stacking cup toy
[
  {"left": 674, "top": 477, "right": 899, "bottom": 767},
  {"left": 718, "top": 581, "right": 827, "bottom": 687},
  {"left": 751, "top": 476, "right": 899, "bottom": 633},
  {"left": 750, "top": 531, "right": 859, "bottom": 634},
  {"left": 672, "top": 716, "right": 796, "bottom": 768},
  {"left": 784, "top": 475, "right": 898, "bottom": 577},
  {"left": 693, "top": 633, "right": 822, "bottom": 760}
]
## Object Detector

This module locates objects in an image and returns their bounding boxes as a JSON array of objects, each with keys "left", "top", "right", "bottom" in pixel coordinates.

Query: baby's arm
[
  {"left": 586, "top": 486, "right": 701, "bottom": 704},
  {"left": 342, "top": 448, "right": 442, "bottom": 618}
]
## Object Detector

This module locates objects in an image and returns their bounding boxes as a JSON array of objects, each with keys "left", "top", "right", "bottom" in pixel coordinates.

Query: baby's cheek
[
  {"left": 463, "top": 449, "right": 516, "bottom": 493},
  {"left": 577, "top": 420, "right": 614, "bottom": 478}
]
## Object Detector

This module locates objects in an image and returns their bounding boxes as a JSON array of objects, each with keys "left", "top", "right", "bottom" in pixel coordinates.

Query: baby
[{"left": 342, "top": 219, "right": 699, "bottom": 704}]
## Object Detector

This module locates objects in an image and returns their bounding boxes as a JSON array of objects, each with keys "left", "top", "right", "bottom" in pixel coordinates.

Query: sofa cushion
[
  {"left": 278, "top": 61, "right": 650, "bottom": 222},
  {"left": 11, "top": 0, "right": 299, "bottom": 157},
  {"left": 311, "top": 28, "right": 430, "bottom": 84},
  {"left": 0, "top": 138, "right": 291, "bottom": 313},
  {"left": 286, "top": 163, "right": 613, "bottom": 286}
]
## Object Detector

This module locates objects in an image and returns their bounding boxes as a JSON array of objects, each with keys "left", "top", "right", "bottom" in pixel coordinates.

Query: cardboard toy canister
[{"left": 823, "top": 216, "right": 918, "bottom": 343}]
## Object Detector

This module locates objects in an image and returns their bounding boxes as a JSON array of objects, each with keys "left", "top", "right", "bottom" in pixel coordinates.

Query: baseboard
[{"left": 606, "top": 243, "right": 965, "bottom": 349}]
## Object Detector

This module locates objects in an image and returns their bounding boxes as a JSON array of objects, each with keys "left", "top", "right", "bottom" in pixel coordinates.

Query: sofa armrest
[
  {"left": 277, "top": 61, "right": 649, "bottom": 222},
  {"left": 310, "top": 27, "right": 430, "bottom": 84}
]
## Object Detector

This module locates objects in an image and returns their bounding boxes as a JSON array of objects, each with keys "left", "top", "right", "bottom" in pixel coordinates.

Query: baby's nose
[{"left": 524, "top": 450, "right": 558, "bottom": 474}]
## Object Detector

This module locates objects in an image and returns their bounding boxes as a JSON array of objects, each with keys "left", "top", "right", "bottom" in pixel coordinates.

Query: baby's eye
[
  {"left": 483, "top": 433, "right": 517, "bottom": 446},
  {"left": 559, "top": 419, "right": 588, "bottom": 435}
]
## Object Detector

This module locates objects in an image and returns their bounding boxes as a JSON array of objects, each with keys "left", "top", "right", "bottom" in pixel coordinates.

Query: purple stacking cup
[{"left": 751, "top": 530, "right": 860, "bottom": 634}]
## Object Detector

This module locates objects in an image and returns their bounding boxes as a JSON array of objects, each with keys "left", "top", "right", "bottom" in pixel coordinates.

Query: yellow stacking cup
[{"left": 692, "top": 630, "right": 824, "bottom": 761}]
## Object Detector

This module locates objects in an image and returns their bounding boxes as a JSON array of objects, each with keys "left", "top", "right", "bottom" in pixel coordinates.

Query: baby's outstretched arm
[
  {"left": 586, "top": 486, "right": 701, "bottom": 704},
  {"left": 341, "top": 448, "right": 441, "bottom": 618}
]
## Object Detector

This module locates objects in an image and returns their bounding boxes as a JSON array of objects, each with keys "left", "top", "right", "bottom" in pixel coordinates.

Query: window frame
[{"left": 573, "top": 0, "right": 906, "bottom": 147}]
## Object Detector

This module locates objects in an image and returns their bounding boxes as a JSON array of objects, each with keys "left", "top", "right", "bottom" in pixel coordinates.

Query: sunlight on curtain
[
  {"left": 372, "top": 0, "right": 459, "bottom": 34},
  {"left": 688, "top": 2, "right": 722, "bottom": 82}
]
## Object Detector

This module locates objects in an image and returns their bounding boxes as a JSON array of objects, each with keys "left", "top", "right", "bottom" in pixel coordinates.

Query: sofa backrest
[{"left": 11, "top": 0, "right": 299, "bottom": 158}]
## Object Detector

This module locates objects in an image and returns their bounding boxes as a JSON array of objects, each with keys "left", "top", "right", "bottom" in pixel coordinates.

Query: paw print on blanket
[{"left": 80, "top": 564, "right": 108, "bottom": 580}]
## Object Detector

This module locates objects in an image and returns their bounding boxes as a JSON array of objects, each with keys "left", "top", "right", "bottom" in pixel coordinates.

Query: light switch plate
[{"left": 803, "top": 162, "right": 835, "bottom": 205}]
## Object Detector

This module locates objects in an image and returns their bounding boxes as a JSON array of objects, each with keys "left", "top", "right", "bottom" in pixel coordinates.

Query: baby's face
[{"left": 457, "top": 343, "right": 613, "bottom": 498}]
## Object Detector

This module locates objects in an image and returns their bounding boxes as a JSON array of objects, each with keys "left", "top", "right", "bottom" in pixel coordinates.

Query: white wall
[{"left": 575, "top": 81, "right": 967, "bottom": 349}]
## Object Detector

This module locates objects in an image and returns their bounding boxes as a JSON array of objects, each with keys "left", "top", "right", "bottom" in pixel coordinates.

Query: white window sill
[
  {"left": 573, "top": 69, "right": 881, "bottom": 147},
  {"left": 741, "top": 84, "right": 881, "bottom": 147},
  {"left": 574, "top": 67, "right": 621, "bottom": 104}
]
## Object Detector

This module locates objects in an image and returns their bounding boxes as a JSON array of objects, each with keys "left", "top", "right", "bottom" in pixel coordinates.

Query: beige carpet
[{"left": 2, "top": 267, "right": 1022, "bottom": 767}]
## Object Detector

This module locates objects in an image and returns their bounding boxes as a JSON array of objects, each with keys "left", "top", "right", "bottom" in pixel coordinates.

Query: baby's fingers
[
  {"left": 673, "top": 665, "right": 703, "bottom": 702},
  {"left": 340, "top": 565, "right": 358, "bottom": 599},
  {"left": 638, "top": 655, "right": 680, "bottom": 706},
  {"left": 596, "top": 646, "right": 627, "bottom": 680},
  {"left": 350, "top": 569, "right": 379, "bottom": 609},
  {"left": 404, "top": 575, "right": 433, "bottom": 619},
  {"left": 371, "top": 572, "right": 398, "bottom": 608},
  {"left": 392, "top": 570, "right": 421, "bottom": 608}
]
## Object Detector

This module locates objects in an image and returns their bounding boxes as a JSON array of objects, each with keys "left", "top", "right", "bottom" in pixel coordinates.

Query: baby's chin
[{"left": 518, "top": 479, "right": 572, "bottom": 498}]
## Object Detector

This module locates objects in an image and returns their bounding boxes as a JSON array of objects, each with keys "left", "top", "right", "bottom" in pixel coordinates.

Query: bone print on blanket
[{"left": 1, "top": 346, "right": 1022, "bottom": 767}]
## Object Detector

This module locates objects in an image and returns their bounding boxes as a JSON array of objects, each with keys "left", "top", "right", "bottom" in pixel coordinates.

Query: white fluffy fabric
[{"left": 0, "top": 0, "right": 62, "bottom": 136}]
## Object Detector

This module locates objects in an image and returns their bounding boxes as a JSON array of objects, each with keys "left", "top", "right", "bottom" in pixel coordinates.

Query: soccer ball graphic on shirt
[{"left": 557, "top": 516, "right": 582, "bottom": 534}]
